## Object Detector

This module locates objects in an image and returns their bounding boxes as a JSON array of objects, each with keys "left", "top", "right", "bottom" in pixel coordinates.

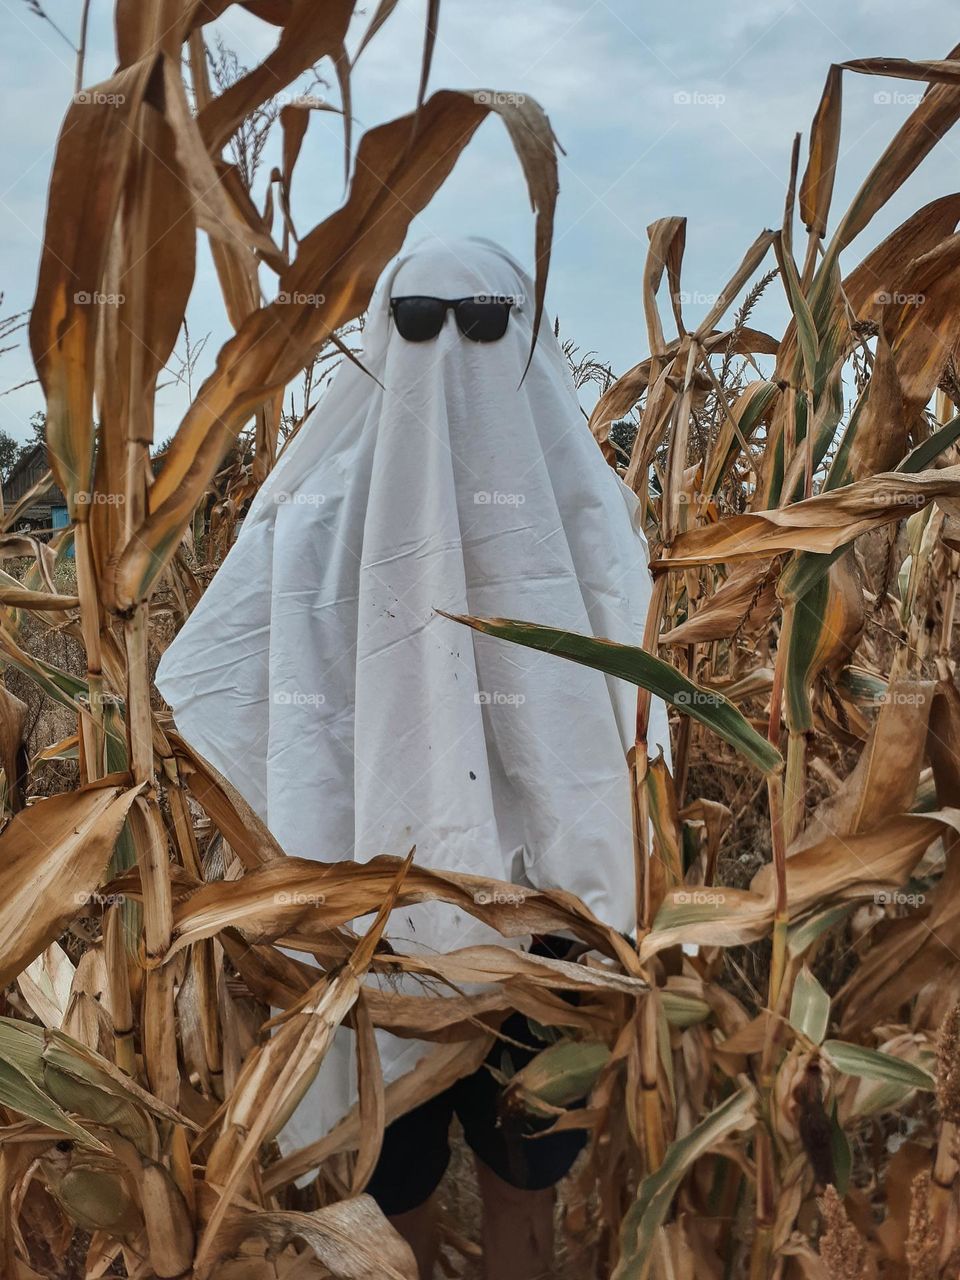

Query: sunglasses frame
[{"left": 389, "top": 294, "right": 518, "bottom": 343}]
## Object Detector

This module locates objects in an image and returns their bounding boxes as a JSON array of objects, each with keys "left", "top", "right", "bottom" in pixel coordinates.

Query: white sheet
[{"left": 156, "top": 237, "right": 670, "bottom": 1153}]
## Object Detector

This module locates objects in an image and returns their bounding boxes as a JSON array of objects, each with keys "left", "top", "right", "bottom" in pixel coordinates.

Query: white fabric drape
[{"left": 156, "top": 237, "right": 670, "bottom": 1151}]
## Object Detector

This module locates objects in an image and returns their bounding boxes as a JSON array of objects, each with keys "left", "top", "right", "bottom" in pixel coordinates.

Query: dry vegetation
[{"left": 2, "top": 4, "right": 960, "bottom": 1278}]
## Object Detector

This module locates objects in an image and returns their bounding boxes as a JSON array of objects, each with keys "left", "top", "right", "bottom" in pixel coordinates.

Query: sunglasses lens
[
  {"left": 391, "top": 296, "right": 447, "bottom": 341},
  {"left": 454, "top": 299, "right": 512, "bottom": 342}
]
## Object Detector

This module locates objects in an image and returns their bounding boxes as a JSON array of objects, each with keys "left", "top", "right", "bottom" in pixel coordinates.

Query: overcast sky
[{"left": 1, "top": 0, "right": 957, "bottom": 442}]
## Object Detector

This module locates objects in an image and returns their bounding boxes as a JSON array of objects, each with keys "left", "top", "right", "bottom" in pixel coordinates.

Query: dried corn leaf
[{"left": 0, "top": 780, "right": 143, "bottom": 988}]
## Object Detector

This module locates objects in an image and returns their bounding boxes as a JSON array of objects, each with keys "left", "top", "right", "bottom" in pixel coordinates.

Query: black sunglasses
[{"left": 390, "top": 295, "right": 517, "bottom": 343}]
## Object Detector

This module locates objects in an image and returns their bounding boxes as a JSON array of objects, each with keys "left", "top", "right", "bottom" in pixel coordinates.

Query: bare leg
[
  {"left": 475, "top": 1155, "right": 556, "bottom": 1280},
  {"left": 388, "top": 1191, "right": 440, "bottom": 1280}
]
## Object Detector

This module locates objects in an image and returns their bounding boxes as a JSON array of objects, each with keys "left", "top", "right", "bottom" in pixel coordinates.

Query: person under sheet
[{"left": 156, "top": 237, "right": 671, "bottom": 1279}]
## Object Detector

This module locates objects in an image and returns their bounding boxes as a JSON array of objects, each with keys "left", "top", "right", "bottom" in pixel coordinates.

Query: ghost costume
[{"left": 155, "top": 238, "right": 670, "bottom": 1157}]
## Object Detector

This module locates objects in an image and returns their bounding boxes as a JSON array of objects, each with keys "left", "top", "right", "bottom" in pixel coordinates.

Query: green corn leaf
[
  {"left": 897, "top": 412, "right": 960, "bottom": 474},
  {"left": 830, "top": 1100, "right": 852, "bottom": 1195},
  {"left": 823, "top": 1039, "right": 934, "bottom": 1091},
  {"left": 504, "top": 1040, "right": 609, "bottom": 1114},
  {"left": 787, "top": 903, "right": 853, "bottom": 957},
  {"left": 661, "top": 990, "right": 712, "bottom": 1028},
  {"left": 442, "top": 614, "right": 782, "bottom": 774},
  {"left": 789, "top": 965, "right": 831, "bottom": 1044},
  {"left": 0, "top": 1022, "right": 105, "bottom": 1149},
  {"left": 613, "top": 1085, "right": 757, "bottom": 1280},
  {"left": 782, "top": 414, "right": 960, "bottom": 604}
]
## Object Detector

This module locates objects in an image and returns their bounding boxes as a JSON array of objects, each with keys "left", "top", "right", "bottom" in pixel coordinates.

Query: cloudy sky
[{"left": 1, "top": 0, "right": 957, "bottom": 441}]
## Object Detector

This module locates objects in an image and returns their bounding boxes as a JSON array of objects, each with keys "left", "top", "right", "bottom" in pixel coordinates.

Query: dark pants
[{"left": 366, "top": 937, "right": 587, "bottom": 1216}]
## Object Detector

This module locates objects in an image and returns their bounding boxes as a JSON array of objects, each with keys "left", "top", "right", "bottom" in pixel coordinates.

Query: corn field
[{"left": 3, "top": 3, "right": 960, "bottom": 1277}]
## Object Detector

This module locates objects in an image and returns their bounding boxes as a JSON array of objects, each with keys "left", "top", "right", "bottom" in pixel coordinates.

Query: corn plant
[{"left": 1, "top": 7, "right": 960, "bottom": 1280}]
